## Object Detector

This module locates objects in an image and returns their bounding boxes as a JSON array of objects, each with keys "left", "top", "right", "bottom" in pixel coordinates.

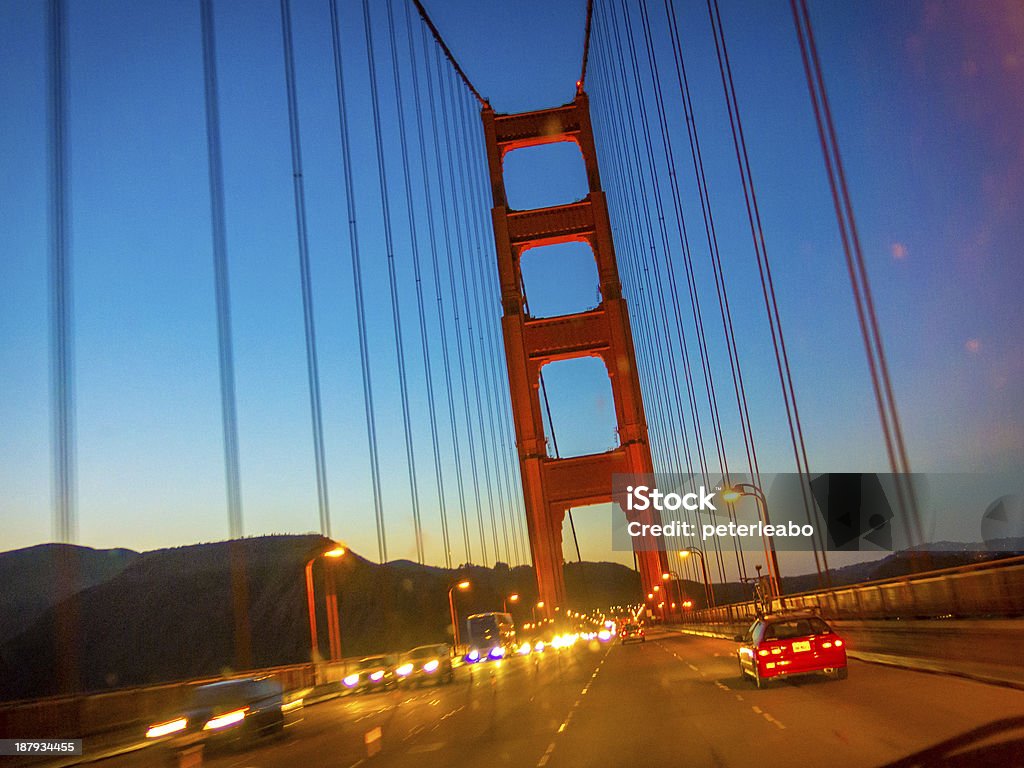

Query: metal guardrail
[
  {"left": 683, "top": 555, "right": 1024, "bottom": 626},
  {"left": 0, "top": 659, "right": 356, "bottom": 740}
]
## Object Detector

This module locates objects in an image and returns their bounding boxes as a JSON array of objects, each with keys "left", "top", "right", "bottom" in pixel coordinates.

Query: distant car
[
  {"left": 619, "top": 623, "right": 646, "bottom": 644},
  {"left": 396, "top": 643, "right": 455, "bottom": 686},
  {"left": 343, "top": 655, "right": 399, "bottom": 693},
  {"left": 144, "top": 677, "right": 289, "bottom": 748},
  {"left": 735, "top": 613, "right": 847, "bottom": 688}
]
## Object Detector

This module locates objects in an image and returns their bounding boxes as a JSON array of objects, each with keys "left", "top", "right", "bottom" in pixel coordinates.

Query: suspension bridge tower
[{"left": 482, "top": 91, "right": 668, "bottom": 616}]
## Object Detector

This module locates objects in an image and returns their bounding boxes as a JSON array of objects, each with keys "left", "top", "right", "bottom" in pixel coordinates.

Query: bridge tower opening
[{"left": 481, "top": 92, "right": 668, "bottom": 616}]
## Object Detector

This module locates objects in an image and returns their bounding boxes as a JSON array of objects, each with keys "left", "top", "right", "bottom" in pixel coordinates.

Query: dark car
[
  {"left": 145, "top": 677, "right": 288, "bottom": 749},
  {"left": 619, "top": 623, "right": 646, "bottom": 644},
  {"left": 342, "top": 654, "right": 399, "bottom": 693},
  {"left": 735, "top": 612, "right": 848, "bottom": 688},
  {"left": 396, "top": 643, "right": 455, "bottom": 686}
]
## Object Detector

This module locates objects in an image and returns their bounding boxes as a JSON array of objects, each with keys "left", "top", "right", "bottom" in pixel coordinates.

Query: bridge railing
[
  {"left": 0, "top": 659, "right": 352, "bottom": 740},
  {"left": 682, "top": 555, "right": 1024, "bottom": 626}
]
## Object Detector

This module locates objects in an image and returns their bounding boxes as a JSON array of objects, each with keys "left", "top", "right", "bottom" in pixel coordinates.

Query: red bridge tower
[{"left": 481, "top": 92, "right": 668, "bottom": 616}]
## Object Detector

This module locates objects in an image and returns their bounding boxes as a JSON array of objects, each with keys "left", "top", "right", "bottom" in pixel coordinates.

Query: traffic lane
[
  {"left": 95, "top": 674, "right": 471, "bottom": 768},
  {"left": 103, "top": 645, "right": 609, "bottom": 768},
  {"left": 549, "top": 631, "right": 1024, "bottom": 768},
  {"left": 357, "top": 644, "right": 610, "bottom": 768},
  {"left": 662, "top": 632, "right": 1024, "bottom": 766}
]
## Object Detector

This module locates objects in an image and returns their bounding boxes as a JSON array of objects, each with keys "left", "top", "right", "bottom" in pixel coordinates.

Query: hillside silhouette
[{"left": 0, "top": 535, "right": 641, "bottom": 701}]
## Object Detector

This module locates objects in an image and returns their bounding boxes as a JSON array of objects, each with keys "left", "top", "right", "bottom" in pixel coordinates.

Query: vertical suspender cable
[
  {"left": 200, "top": 0, "right": 247, "bottom": 539},
  {"left": 440, "top": 65, "right": 503, "bottom": 564},
  {"left": 280, "top": 0, "right": 332, "bottom": 543},
  {"left": 47, "top": 0, "right": 81, "bottom": 696},
  {"left": 701, "top": 0, "right": 828, "bottom": 581},
  {"left": 412, "top": 20, "right": 473, "bottom": 565},
  {"left": 363, "top": 0, "right": 425, "bottom": 563},
  {"left": 395, "top": 0, "right": 452, "bottom": 568},
  {"left": 453, "top": 88, "right": 516, "bottom": 565},
  {"left": 329, "top": 0, "right": 388, "bottom": 562},
  {"left": 48, "top": 0, "right": 76, "bottom": 546},
  {"left": 461, "top": 91, "right": 531, "bottom": 565},
  {"left": 425, "top": 39, "right": 488, "bottom": 564},
  {"left": 789, "top": 0, "right": 922, "bottom": 548}
]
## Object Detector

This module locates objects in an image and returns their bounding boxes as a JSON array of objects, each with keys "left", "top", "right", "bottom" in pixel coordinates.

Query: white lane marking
[
  {"left": 735, "top": 694, "right": 744, "bottom": 701},
  {"left": 751, "top": 706, "right": 763, "bottom": 714},
  {"left": 687, "top": 663, "right": 699, "bottom": 672},
  {"left": 763, "top": 713, "right": 786, "bottom": 730},
  {"left": 558, "top": 722, "right": 567, "bottom": 733},
  {"left": 714, "top": 681, "right": 729, "bottom": 691}
]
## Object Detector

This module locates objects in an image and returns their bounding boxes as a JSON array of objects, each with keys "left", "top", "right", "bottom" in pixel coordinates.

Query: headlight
[
  {"left": 343, "top": 673, "right": 360, "bottom": 687},
  {"left": 423, "top": 659, "right": 440, "bottom": 672},
  {"left": 203, "top": 708, "right": 247, "bottom": 731},
  {"left": 369, "top": 670, "right": 385, "bottom": 681},
  {"left": 489, "top": 646, "right": 506, "bottom": 659},
  {"left": 466, "top": 650, "right": 480, "bottom": 662},
  {"left": 396, "top": 663, "right": 414, "bottom": 676},
  {"left": 146, "top": 718, "right": 187, "bottom": 739}
]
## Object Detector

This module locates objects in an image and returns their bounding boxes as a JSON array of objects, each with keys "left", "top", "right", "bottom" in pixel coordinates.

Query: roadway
[{"left": 97, "top": 629, "right": 1024, "bottom": 768}]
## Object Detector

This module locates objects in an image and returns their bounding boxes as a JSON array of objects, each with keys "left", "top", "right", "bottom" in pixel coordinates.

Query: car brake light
[
  {"left": 822, "top": 641, "right": 832, "bottom": 649},
  {"left": 757, "top": 649, "right": 769, "bottom": 657},
  {"left": 835, "top": 639, "right": 844, "bottom": 647}
]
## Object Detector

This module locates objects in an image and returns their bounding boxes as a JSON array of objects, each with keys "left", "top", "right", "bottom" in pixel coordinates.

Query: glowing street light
[
  {"left": 504, "top": 593, "right": 520, "bottom": 613},
  {"left": 679, "top": 547, "right": 715, "bottom": 608},
  {"left": 449, "top": 580, "right": 471, "bottom": 648},
  {"left": 720, "top": 483, "right": 782, "bottom": 599},
  {"left": 304, "top": 543, "right": 347, "bottom": 663}
]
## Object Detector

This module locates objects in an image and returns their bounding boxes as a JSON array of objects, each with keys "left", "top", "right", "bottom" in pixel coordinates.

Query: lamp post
[
  {"left": 504, "top": 593, "right": 519, "bottom": 614},
  {"left": 532, "top": 600, "right": 545, "bottom": 624},
  {"left": 679, "top": 548, "right": 715, "bottom": 608},
  {"left": 661, "top": 571, "right": 683, "bottom": 622},
  {"left": 304, "top": 545, "right": 347, "bottom": 663},
  {"left": 721, "top": 483, "right": 782, "bottom": 600},
  {"left": 449, "top": 580, "right": 471, "bottom": 648}
]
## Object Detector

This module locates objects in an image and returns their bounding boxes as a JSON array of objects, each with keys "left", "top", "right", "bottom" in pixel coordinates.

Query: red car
[{"left": 735, "top": 613, "right": 847, "bottom": 688}]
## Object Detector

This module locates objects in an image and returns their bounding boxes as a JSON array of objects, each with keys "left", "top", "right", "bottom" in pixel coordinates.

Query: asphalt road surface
[{"left": 98, "top": 629, "right": 1024, "bottom": 768}]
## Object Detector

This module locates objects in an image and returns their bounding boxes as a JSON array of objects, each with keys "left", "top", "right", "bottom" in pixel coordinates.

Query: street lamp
[
  {"left": 661, "top": 571, "right": 684, "bottom": 622},
  {"left": 449, "top": 580, "right": 471, "bottom": 648},
  {"left": 679, "top": 548, "right": 715, "bottom": 608},
  {"left": 721, "top": 483, "right": 782, "bottom": 599},
  {"left": 304, "top": 544, "right": 347, "bottom": 663},
  {"left": 504, "top": 593, "right": 519, "bottom": 613}
]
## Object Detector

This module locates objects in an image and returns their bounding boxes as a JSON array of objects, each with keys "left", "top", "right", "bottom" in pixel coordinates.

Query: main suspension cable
[{"left": 409, "top": 0, "right": 487, "bottom": 106}]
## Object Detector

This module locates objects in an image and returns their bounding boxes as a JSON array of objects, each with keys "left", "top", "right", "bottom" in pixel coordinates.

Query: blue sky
[{"left": 1, "top": 0, "right": 1021, "bottom": 578}]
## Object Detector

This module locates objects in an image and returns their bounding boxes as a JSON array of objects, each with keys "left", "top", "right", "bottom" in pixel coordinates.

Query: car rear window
[{"left": 763, "top": 617, "right": 833, "bottom": 640}]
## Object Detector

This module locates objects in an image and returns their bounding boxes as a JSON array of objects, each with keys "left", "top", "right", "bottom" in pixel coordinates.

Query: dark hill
[
  {"left": 0, "top": 537, "right": 642, "bottom": 701},
  {"left": 0, "top": 544, "right": 138, "bottom": 644}
]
